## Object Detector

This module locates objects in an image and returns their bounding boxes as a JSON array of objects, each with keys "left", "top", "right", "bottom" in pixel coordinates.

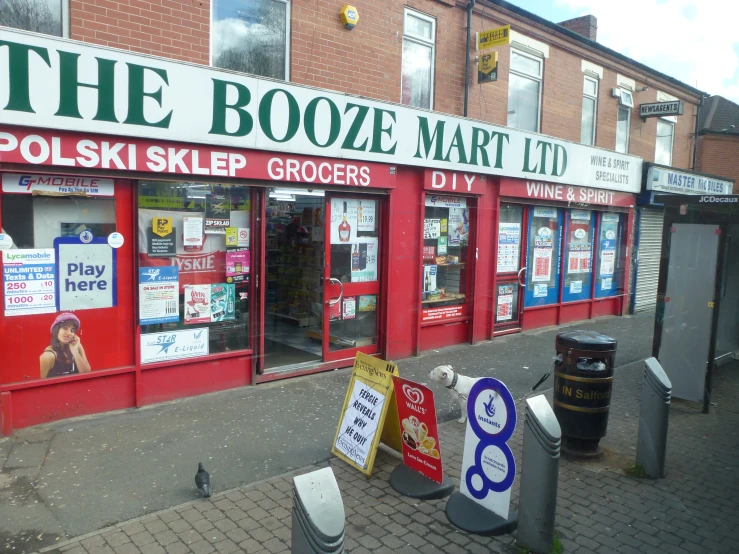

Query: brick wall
[
  {"left": 697, "top": 135, "right": 739, "bottom": 183},
  {"left": 65, "top": 0, "right": 700, "bottom": 169},
  {"left": 69, "top": 0, "right": 209, "bottom": 64}
]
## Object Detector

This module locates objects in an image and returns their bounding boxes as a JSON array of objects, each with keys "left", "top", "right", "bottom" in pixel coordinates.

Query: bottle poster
[
  {"left": 357, "top": 200, "right": 376, "bottom": 232},
  {"left": 423, "top": 265, "right": 437, "bottom": 292},
  {"left": 351, "top": 238, "right": 378, "bottom": 283},
  {"left": 184, "top": 284, "right": 211, "bottom": 324},
  {"left": 497, "top": 222, "right": 521, "bottom": 273},
  {"left": 330, "top": 198, "right": 358, "bottom": 244},
  {"left": 211, "top": 283, "right": 235, "bottom": 322}
]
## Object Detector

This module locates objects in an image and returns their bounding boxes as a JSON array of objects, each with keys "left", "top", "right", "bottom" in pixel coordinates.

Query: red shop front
[
  {"left": 0, "top": 126, "right": 413, "bottom": 434},
  {"left": 493, "top": 179, "right": 635, "bottom": 332}
]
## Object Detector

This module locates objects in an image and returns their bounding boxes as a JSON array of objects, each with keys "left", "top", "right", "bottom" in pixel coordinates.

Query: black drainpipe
[
  {"left": 464, "top": 0, "right": 476, "bottom": 117},
  {"left": 693, "top": 94, "right": 704, "bottom": 170}
]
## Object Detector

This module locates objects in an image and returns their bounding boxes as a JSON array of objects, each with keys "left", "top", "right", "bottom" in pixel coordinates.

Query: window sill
[{"left": 141, "top": 349, "right": 253, "bottom": 371}]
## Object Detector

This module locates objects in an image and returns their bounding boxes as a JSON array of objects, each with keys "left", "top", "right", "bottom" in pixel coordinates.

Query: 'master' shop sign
[{"left": 0, "top": 29, "right": 641, "bottom": 192}]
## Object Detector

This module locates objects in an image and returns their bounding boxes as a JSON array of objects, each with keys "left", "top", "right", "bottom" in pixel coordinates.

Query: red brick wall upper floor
[
  {"left": 696, "top": 135, "right": 739, "bottom": 184},
  {"left": 64, "top": 0, "right": 700, "bottom": 168}
]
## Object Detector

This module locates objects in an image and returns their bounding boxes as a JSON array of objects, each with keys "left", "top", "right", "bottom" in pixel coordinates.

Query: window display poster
[
  {"left": 441, "top": 218, "right": 448, "bottom": 233},
  {"left": 437, "top": 236, "right": 448, "bottom": 255},
  {"left": 183, "top": 216, "right": 204, "bottom": 247},
  {"left": 601, "top": 277, "right": 613, "bottom": 290},
  {"left": 425, "top": 195, "right": 467, "bottom": 209},
  {"left": 496, "top": 285, "right": 514, "bottom": 322},
  {"left": 422, "top": 246, "right": 436, "bottom": 262},
  {"left": 149, "top": 216, "right": 176, "bottom": 257},
  {"left": 226, "top": 248, "right": 250, "bottom": 283},
  {"left": 225, "top": 227, "right": 250, "bottom": 247},
  {"left": 570, "top": 280, "right": 583, "bottom": 294},
  {"left": 205, "top": 188, "right": 231, "bottom": 233},
  {"left": 533, "top": 207, "right": 557, "bottom": 218},
  {"left": 423, "top": 265, "right": 437, "bottom": 293},
  {"left": 600, "top": 249, "right": 616, "bottom": 277},
  {"left": 424, "top": 219, "right": 441, "bottom": 239},
  {"left": 570, "top": 210, "right": 591, "bottom": 221},
  {"left": 140, "top": 328, "right": 209, "bottom": 365},
  {"left": 330, "top": 198, "right": 358, "bottom": 244},
  {"left": 184, "top": 284, "right": 211, "bottom": 324},
  {"left": 2, "top": 249, "right": 57, "bottom": 316},
  {"left": 534, "top": 283, "right": 548, "bottom": 297},
  {"left": 342, "top": 296, "right": 356, "bottom": 320},
  {"left": 211, "top": 283, "right": 236, "bottom": 322},
  {"left": 56, "top": 239, "right": 116, "bottom": 311},
  {"left": 568, "top": 247, "right": 591, "bottom": 274},
  {"left": 351, "top": 238, "right": 378, "bottom": 283},
  {"left": 497, "top": 222, "right": 521, "bottom": 273},
  {"left": 138, "top": 266, "right": 179, "bottom": 325},
  {"left": 448, "top": 208, "right": 469, "bottom": 246},
  {"left": 357, "top": 200, "right": 376, "bottom": 232},
  {"left": 359, "top": 295, "right": 377, "bottom": 312}
]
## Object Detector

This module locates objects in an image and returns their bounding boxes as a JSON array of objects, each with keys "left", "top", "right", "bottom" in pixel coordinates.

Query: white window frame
[
  {"left": 618, "top": 88, "right": 634, "bottom": 108},
  {"left": 616, "top": 105, "right": 631, "bottom": 154},
  {"left": 581, "top": 75, "right": 598, "bottom": 145},
  {"left": 62, "top": 0, "right": 70, "bottom": 38},
  {"left": 401, "top": 8, "right": 436, "bottom": 110},
  {"left": 508, "top": 47, "right": 543, "bottom": 132},
  {"left": 655, "top": 118, "right": 675, "bottom": 166},
  {"left": 209, "top": 0, "right": 291, "bottom": 82}
]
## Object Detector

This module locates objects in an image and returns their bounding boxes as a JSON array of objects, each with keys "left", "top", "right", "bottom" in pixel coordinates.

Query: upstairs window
[
  {"left": 212, "top": 0, "right": 290, "bottom": 81},
  {"left": 401, "top": 9, "right": 436, "bottom": 109},
  {"left": 655, "top": 119, "right": 675, "bottom": 165},
  {"left": 0, "top": 0, "right": 67, "bottom": 37},
  {"left": 508, "top": 49, "right": 542, "bottom": 132},
  {"left": 581, "top": 76, "right": 598, "bottom": 146},
  {"left": 615, "top": 106, "right": 630, "bottom": 154}
]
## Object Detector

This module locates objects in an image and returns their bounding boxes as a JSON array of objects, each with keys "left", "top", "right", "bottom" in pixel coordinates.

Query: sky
[{"left": 505, "top": 0, "right": 739, "bottom": 103}]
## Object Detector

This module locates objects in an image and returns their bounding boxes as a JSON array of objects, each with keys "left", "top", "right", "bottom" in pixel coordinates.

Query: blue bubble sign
[{"left": 459, "top": 377, "right": 517, "bottom": 519}]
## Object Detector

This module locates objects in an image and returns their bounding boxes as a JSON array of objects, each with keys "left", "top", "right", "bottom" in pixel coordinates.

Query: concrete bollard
[
  {"left": 291, "top": 467, "right": 345, "bottom": 553},
  {"left": 636, "top": 357, "right": 672, "bottom": 478},
  {"left": 516, "top": 395, "right": 562, "bottom": 554}
]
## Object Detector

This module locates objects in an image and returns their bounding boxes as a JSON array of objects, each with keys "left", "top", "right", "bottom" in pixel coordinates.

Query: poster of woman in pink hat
[{"left": 39, "top": 313, "right": 92, "bottom": 378}]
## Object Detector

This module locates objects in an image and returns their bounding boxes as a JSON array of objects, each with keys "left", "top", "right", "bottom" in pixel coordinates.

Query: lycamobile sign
[{"left": 0, "top": 28, "right": 642, "bottom": 192}]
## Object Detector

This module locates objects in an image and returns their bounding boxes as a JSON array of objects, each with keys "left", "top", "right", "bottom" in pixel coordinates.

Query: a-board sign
[
  {"left": 459, "top": 378, "right": 517, "bottom": 519},
  {"left": 332, "top": 352, "right": 401, "bottom": 476},
  {"left": 393, "top": 376, "right": 444, "bottom": 484}
]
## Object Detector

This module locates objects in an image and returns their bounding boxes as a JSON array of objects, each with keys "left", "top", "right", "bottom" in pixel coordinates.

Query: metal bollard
[
  {"left": 291, "top": 467, "right": 345, "bottom": 553},
  {"left": 516, "top": 395, "right": 562, "bottom": 554},
  {"left": 636, "top": 358, "right": 672, "bottom": 478}
]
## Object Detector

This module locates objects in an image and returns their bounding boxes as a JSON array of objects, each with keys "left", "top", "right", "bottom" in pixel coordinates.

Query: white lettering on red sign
[{"left": 426, "top": 170, "right": 480, "bottom": 193}]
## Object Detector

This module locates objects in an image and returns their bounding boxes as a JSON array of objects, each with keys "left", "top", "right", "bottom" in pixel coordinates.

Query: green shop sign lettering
[{"left": 0, "top": 30, "right": 641, "bottom": 193}]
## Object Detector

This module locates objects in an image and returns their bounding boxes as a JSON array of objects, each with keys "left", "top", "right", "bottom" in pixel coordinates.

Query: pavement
[{"left": 4, "top": 310, "right": 738, "bottom": 553}]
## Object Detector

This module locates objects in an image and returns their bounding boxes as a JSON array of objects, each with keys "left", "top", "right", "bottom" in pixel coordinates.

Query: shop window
[
  {"left": 655, "top": 119, "right": 675, "bottom": 166},
  {"left": 212, "top": 0, "right": 290, "bottom": 80},
  {"left": 581, "top": 76, "right": 598, "bottom": 146},
  {"left": 524, "top": 206, "right": 562, "bottom": 307},
  {"left": 422, "top": 195, "right": 470, "bottom": 322},
  {"left": 595, "top": 212, "right": 623, "bottom": 298},
  {"left": 1, "top": 177, "right": 123, "bottom": 383},
  {"left": 137, "top": 181, "right": 251, "bottom": 363},
  {"left": 401, "top": 9, "right": 436, "bottom": 109},
  {"left": 562, "top": 210, "right": 595, "bottom": 303},
  {"left": 507, "top": 49, "right": 542, "bottom": 132},
  {"left": 615, "top": 106, "right": 630, "bottom": 154},
  {"left": 497, "top": 204, "right": 523, "bottom": 274},
  {"left": 0, "top": 0, "right": 67, "bottom": 37}
]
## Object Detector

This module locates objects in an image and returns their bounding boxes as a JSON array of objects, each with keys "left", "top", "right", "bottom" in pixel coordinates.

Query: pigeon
[{"left": 195, "top": 463, "right": 211, "bottom": 498}]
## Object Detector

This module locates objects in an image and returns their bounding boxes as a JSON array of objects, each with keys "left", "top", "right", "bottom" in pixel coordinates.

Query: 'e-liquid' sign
[{"left": 55, "top": 238, "right": 116, "bottom": 311}]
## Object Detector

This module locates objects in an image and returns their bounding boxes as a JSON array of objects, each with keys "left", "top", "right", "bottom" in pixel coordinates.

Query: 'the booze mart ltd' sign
[{"left": 0, "top": 28, "right": 641, "bottom": 193}]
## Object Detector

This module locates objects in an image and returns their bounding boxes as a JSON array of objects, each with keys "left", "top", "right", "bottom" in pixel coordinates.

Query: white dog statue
[{"left": 428, "top": 365, "right": 481, "bottom": 424}]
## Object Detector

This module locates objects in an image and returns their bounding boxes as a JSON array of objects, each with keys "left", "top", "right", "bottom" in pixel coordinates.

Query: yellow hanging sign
[
  {"left": 476, "top": 24, "right": 510, "bottom": 50},
  {"left": 332, "top": 352, "right": 402, "bottom": 475},
  {"left": 478, "top": 51, "right": 499, "bottom": 84}
]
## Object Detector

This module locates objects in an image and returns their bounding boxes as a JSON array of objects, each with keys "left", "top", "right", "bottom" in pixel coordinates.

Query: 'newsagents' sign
[
  {"left": 0, "top": 28, "right": 641, "bottom": 193},
  {"left": 647, "top": 166, "right": 733, "bottom": 195}
]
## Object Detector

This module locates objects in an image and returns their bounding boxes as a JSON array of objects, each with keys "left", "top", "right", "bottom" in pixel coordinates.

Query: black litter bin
[{"left": 553, "top": 330, "right": 617, "bottom": 455}]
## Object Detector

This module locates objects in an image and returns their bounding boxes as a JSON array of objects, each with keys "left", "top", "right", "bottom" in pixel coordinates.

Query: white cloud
[
  {"left": 212, "top": 18, "right": 273, "bottom": 60},
  {"left": 556, "top": 0, "right": 739, "bottom": 102}
]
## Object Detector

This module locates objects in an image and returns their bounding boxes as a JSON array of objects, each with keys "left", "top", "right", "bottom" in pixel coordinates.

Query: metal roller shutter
[{"left": 633, "top": 208, "right": 664, "bottom": 313}]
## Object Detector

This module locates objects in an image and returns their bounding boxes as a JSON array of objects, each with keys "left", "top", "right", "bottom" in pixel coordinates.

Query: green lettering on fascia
[
  {"left": 552, "top": 144, "right": 568, "bottom": 176},
  {"left": 341, "top": 103, "right": 370, "bottom": 151},
  {"left": 522, "top": 137, "right": 538, "bottom": 173},
  {"left": 369, "top": 108, "right": 397, "bottom": 154},
  {"left": 123, "top": 63, "right": 172, "bottom": 128},
  {"left": 259, "top": 88, "right": 300, "bottom": 143},
  {"left": 305, "top": 97, "right": 340, "bottom": 148},
  {"left": 443, "top": 124, "right": 469, "bottom": 164},
  {"left": 55, "top": 52, "right": 118, "bottom": 121},
  {"left": 414, "top": 117, "right": 446, "bottom": 160},
  {"left": 209, "top": 79, "right": 253, "bottom": 137},
  {"left": 470, "top": 127, "right": 490, "bottom": 167},
  {"left": 489, "top": 131, "right": 509, "bottom": 169},
  {"left": 0, "top": 40, "right": 51, "bottom": 113},
  {"left": 537, "top": 140, "right": 553, "bottom": 175}
]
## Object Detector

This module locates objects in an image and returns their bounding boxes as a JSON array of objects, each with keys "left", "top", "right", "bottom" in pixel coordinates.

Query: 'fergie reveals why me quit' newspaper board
[{"left": 332, "top": 352, "right": 402, "bottom": 476}]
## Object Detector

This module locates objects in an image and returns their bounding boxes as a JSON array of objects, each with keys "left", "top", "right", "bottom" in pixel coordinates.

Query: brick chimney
[{"left": 558, "top": 15, "right": 597, "bottom": 42}]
